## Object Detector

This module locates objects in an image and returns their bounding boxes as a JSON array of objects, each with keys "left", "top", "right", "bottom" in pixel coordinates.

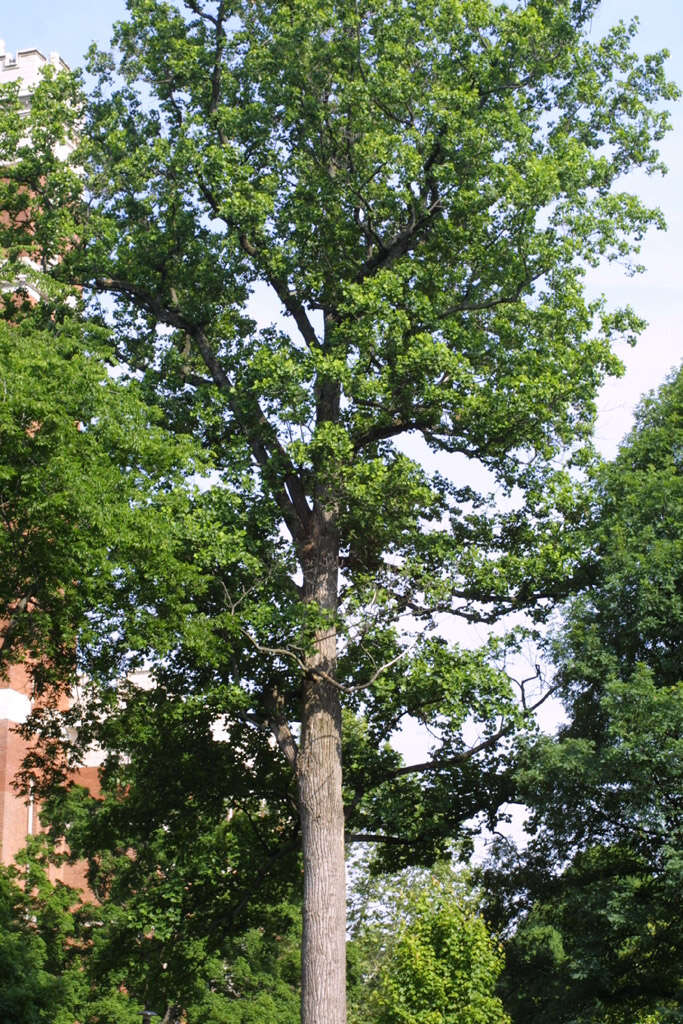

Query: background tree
[
  {"left": 0, "top": 314, "right": 200, "bottom": 706},
  {"left": 43, "top": 772, "right": 303, "bottom": 1023},
  {"left": 347, "top": 860, "right": 509, "bottom": 1024},
  {"left": 0, "top": 837, "right": 142, "bottom": 1024},
  {"left": 482, "top": 365, "right": 683, "bottom": 1023},
  {"left": 0, "top": 832, "right": 302, "bottom": 1024},
  {"left": 5, "top": 2, "right": 678, "bottom": 1022},
  {"left": 0, "top": 64, "right": 201, "bottom": 723}
]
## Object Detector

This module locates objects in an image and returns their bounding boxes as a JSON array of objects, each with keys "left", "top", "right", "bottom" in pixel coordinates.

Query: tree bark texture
[{"left": 298, "top": 513, "right": 346, "bottom": 1024}]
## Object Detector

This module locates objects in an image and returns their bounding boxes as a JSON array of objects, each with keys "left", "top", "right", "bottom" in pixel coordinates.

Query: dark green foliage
[
  {"left": 0, "top": 834, "right": 301, "bottom": 1023},
  {"left": 79, "top": 889, "right": 302, "bottom": 1024},
  {"left": 0, "top": 868, "right": 66, "bottom": 1024},
  {"left": 0, "top": 838, "right": 140, "bottom": 1024},
  {"left": 188, "top": 906, "right": 301, "bottom": 1024},
  {"left": 500, "top": 845, "right": 681, "bottom": 1024},
  {"left": 43, "top": 778, "right": 302, "bottom": 1013},
  {"left": 484, "top": 366, "right": 683, "bottom": 1024}
]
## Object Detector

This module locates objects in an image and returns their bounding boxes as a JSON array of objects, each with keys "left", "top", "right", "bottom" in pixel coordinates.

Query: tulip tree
[{"left": 6, "top": 1, "right": 678, "bottom": 1022}]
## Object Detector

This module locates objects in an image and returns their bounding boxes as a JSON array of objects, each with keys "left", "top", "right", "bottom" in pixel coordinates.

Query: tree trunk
[{"left": 298, "top": 514, "right": 346, "bottom": 1024}]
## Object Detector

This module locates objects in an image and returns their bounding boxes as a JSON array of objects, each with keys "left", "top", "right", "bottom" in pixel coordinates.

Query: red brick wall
[
  {"left": 0, "top": 658, "right": 101, "bottom": 892},
  {"left": 0, "top": 717, "right": 31, "bottom": 866},
  {"left": 0, "top": 714, "right": 101, "bottom": 891}
]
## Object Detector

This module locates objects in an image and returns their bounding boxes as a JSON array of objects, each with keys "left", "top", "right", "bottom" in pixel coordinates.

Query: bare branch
[
  {"left": 355, "top": 206, "right": 438, "bottom": 284},
  {"left": 525, "top": 679, "right": 561, "bottom": 715},
  {"left": 240, "top": 628, "right": 416, "bottom": 699},
  {"left": 345, "top": 832, "right": 427, "bottom": 846},
  {"left": 343, "top": 644, "right": 416, "bottom": 695},
  {"left": 388, "top": 725, "right": 509, "bottom": 781},
  {"left": 240, "top": 629, "right": 309, "bottom": 676},
  {"left": 92, "top": 277, "right": 193, "bottom": 334},
  {"left": 513, "top": 662, "right": 543, "bottom": 711},
  {"left": 239, "top": 629, "right": 345, "bottom": 695},
  {"left": 433, "top": 277, "right": 535, "bottom": 320},
  {"left": 192, "top": 174, "right": 321, "bottom": 354},
  {"left": 356, "top": 680, "right": 561, "bottom": 798},
  {"left": 240, "top": 701, "right": 298, "bottom": 771}
]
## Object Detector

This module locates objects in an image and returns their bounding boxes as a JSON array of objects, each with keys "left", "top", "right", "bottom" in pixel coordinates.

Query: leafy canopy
[
  {"left": 482, "top": 366, "right": 683, "bottom": 1024},
  {"left": 34, "top": 0, "right": 674, "bottom": 858},
  {"left": 0, "top": 1, "right": 679, "bottom": 1016}
]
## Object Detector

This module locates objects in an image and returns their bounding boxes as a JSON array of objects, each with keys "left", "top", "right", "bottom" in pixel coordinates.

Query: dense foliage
[
  {"left": 0, "top": 839, "right": 141, "bottom": 1024},
  {"left": 0, "top": 845, "right": 509, "bottom": 1024},
  {"left": 348, "top": 862, "right": 509, "bottom": 1024},
  {"left": 0, "top": 834, "right": 303, "bottom": 1024},
  {"left": 1, "top": 1, "right": 679, "bottom": 1019},
  {"left": 483, "top": 366, "right": 683, "bottom": 1023}
]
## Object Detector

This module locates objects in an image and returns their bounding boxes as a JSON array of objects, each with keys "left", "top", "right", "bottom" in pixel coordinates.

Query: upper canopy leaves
[{"left": 48, "top": 0, "right": 675, "bottom": 627}]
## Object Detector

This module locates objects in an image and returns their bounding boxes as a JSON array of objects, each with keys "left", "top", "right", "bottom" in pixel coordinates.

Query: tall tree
[
  {"left": 482, "top": 366, "right": 683, "bottom": 1023},
  {"left": 6, "top": 3, "right": 678, "bottom": 1022}
]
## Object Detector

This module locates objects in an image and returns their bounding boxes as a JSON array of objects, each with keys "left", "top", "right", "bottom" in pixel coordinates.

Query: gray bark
[{"left": 298, "top": 512, "right": 346, "bottom": 1024}]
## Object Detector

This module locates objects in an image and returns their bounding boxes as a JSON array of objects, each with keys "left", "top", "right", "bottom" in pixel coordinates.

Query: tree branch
[
  {"left": 209, "top": 1, "right": 228, "bottom": 117},
  {"left": 388, "top": 728, "right": 510, "bottom": 782},
  {"left": 239, "top": 628, "right": 343, "bottom": 691},
  {"left": 240, "top": 629, "right": 414, "bottom": 698},
  {"left": 239, "top": 234, "right": 321, "bottom": 351},
  {"left": 355, "top": 206, "right": 438, "bottom": 284},
  {"left": 343, "top": 645, "right": 415, "bottom": 695},
  {"left": 261, "top": 685, "right": 299, "bottom": 771},
  {"left": 354, "top": 129, "right": 446, "bottom": 283},
  {"left": 433, "top": 275, "right": 536, "bottom": 320},
  {"left": 373, "top": 683, "right": 561, "bottom": 790},
  {"left": 91, "top": 275, "right": 313, "bottom": 542},
  {"left": 351, "top": 412, "right": 439, "bottom": 452},
  {"left": 183, "top": 0, "right": 220, "bottom": 27},
  {"left": 345, "top": 832, "right": 428, "bottom": 846}
]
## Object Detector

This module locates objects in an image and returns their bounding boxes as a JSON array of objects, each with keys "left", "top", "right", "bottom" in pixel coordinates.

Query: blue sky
[{"left": 3, "top": 0, "right": 682, "bottom": 455}]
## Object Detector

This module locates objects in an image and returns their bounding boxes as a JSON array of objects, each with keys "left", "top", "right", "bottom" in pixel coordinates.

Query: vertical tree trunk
[{"left": 298, "top": 513, "right": 346, "bottom": 1024}]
